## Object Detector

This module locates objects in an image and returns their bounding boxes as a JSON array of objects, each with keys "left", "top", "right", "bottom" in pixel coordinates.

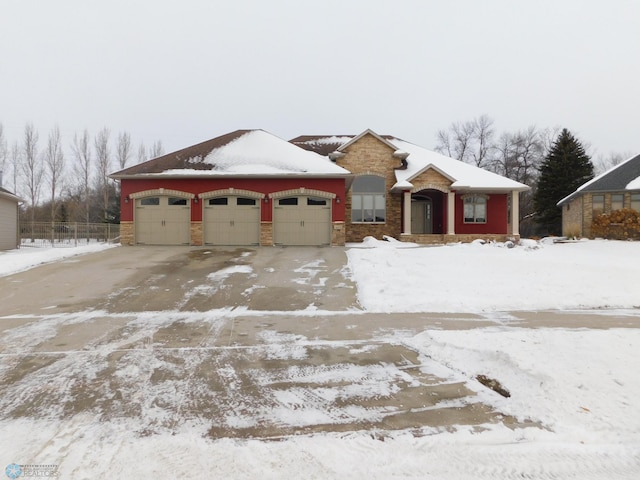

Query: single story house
[
  {"left": 558, "top": 153, "right": 640, "bottom": 237},
  {"left": 110, "top": 129, "right": 529, "bottom": 246},
  {"left": 0, "top": 186, "right": 22, "bottom": 250}
]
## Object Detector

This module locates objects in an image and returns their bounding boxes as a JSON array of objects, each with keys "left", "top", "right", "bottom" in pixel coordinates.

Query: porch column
[
  {"left": 510, "top": 190, "right": 520, "bottom": 236},
  {"left": 403, "top": 190, "right": 412, "bottom": 235},
  {"left": 447, "top": 190, "right": 455, "bottom": 235}
]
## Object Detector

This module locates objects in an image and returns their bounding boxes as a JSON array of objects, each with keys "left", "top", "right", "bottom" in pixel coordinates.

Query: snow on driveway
[{"left": 0, "top": 239, "right": 639, "bottom": 478}]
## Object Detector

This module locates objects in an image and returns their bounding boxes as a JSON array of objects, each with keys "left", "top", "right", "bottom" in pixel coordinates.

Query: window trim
[
  {"left": 611, "top": 193, "right": 624, "bottom": 212},
  {"left": 462, "top": 194, "right": 488, "bottom": 224}
]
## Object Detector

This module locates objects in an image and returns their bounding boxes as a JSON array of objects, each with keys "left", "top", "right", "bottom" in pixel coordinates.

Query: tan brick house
[
  {"left": 558, "top": 153, "right": 640, "bottom": 237},
  {"left": 292, "top": 130, "right": 529, "bottom": 244},
  {"left": 111, "top": 129, "right": 529, "bottom": 246}
]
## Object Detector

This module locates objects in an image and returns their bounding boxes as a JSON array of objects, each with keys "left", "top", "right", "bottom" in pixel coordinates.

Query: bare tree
[
  {"left": 9, "top": 142, "right": 20, "bottom": 193},
  {"left": 44, "top": 125, "right": 66, "bottom": 223},
  {"left": 435, "top": 115, "right": 495, "bottom": 168},
  {"left": 116, "top": 131, "right": 132, "bottom": 169},
  {"left": 94, "top": 127, "right": 111, "bottom": 222},
  {"left": 21, "top": 123, "right": 43, "bottom": 229},
  {"left": 137, "top": 142, "right": 147, "bottom": 164},
  {"left": 593, "top": 151, "right": 633, "bottom": 175},
  {"left": 0, "top": 123, "right": 7, "bottom": 187},
  {"left": 150, "top": 140, "right": 164, "bottom": 158},
  {"left": 72, "top": 130, "right": 92, "bottom": 224}
]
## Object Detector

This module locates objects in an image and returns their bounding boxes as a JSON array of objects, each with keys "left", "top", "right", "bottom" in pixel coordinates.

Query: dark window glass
[
  {"left": 140, "top": 197, "right": 160, "bottom": 206},
  {"left": 279, "top": 197, "right": 298, "bottom": 206},
  {"left": 351, "top": 175, "right": 386, "bottom": 223},
  {"left": 237, "top": 197, "right": 256, "bottom": 206},
  {"left": 169, "top": 197, "right": 188, "bottom": 205},
  {"left": 307, "top": 197, "right": 327, "bottom": 206},
  {"left": 209, "top": 197, "right": 228, "bottom": 205}
]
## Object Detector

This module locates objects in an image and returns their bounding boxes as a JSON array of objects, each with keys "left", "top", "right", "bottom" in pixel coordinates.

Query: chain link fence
[{"left": 19, "top": 222, "right": 120, "bottom": 247}]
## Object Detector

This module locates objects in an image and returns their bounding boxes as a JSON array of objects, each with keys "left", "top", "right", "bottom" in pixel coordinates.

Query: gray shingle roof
[{"left": 558, "top": 153, "right": 640, "bottom": 205}]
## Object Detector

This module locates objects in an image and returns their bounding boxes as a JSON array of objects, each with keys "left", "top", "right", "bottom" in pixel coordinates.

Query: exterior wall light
[
  {"left": 336, "top": 196, "right": 341, "bottom": 204},
  {"left": 124, "top": 195, "right": 130, "bottom": 203}
]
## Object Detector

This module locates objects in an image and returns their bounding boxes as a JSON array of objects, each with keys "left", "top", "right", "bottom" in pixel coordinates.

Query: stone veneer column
[
  {"left": 402, "top": 190, "right": 412, "bottom": 235},
  {"left": 447, "top": 191, "right": 455, "bottom": 235},
  {"left": 510, "top": 191, "right": 520, "bottom": 236}
]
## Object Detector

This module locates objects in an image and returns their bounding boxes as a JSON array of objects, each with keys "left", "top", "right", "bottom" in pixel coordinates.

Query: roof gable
[
  {"left": 558, "top": 153, "right": 640, "bottom": 205},
  {"left": 336, "top": 129, "right": 399, "bottom": 153}
]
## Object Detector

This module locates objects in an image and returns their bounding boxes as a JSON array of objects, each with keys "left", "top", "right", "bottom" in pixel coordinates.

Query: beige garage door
[
  {"left": 273, "top": 196, "right": 331, "bottom": 246},
  {"left": 203, "top": 196, "right": 260, "bottom": 246},
  {"left": 135, "top": 196, "right": 190, "bottom": 245}
]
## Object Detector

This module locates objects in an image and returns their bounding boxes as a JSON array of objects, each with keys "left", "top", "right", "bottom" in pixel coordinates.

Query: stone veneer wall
[
  {"left": 120, "top": 221, "right": 134, "bottom": 245},
  {"left": 190, "top": 222, "right": 203, "bottom": 246},
  {"left": 335, "top": 135, "right": 404, "bottom": 243},
  {"left": 260, "top": 222, "right": 273, "bottom": 246},
  {"left": 562, "top": 197, "right": 584, "bottom": 237},
  {"left": 331, "top": 222, "right": 346, "bottom": 245}
]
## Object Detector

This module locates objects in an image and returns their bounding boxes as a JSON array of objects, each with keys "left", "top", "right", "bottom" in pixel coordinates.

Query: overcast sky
[{"left": 1, "top": 0, "right": 638, "bottom": 162}]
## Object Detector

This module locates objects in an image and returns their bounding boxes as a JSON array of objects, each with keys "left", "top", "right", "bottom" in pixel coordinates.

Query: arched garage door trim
[
  {"left": 269, "top": 188, "right": 335, "bottom": 201},
  {"left": 200, "top": 188, "right": 264, "bottom": 201},
  {"left": 130, "top": 188, "right": 195, "bottom": 200}
]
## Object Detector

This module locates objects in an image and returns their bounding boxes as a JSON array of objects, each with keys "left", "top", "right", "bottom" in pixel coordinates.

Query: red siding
[
  {"left": 120, "top": 177, "right": 346, "bottom": 222},
  {"left": 454, "top": 193, "right": 508, "bottom": 234}
]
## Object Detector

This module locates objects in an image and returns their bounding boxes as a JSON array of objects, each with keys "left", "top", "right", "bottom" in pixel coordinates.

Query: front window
[
  {"left": 351, "top": 175, "right": 386, "bottom": 223},
  {"left": 631, "top": 194, "right": 640, "bottom": 211},
  {"left": 463, "top": 195, "right": 487, "bottom": 223},
  {"left": 611, "top": 194, "right": 624, "bottom": 211},
  {"left": 592, "top": 195, "right": 604, "bottom": 216}
]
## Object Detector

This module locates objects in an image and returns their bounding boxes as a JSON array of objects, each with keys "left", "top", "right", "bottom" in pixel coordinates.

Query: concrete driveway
[{"left": 0, "top": 246, "right": 634, "bottom": 440}]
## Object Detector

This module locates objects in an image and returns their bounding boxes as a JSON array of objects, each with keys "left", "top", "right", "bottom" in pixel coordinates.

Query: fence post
[{"left": 74, "top": 223, "right": 78, "bottom": 247}]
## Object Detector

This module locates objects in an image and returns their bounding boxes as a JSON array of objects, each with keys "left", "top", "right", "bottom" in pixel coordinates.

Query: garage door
[
  {"left": 203, "top": 196, "right": 260, "bottom": 245},
  {"left": 135, "top": 196, "right": 190, "bottom": 245},
  {"left": 273, "top": 196, "right": 331, "bottom": 245}
]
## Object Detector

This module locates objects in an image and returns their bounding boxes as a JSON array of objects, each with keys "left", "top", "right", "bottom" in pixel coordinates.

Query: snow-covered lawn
[
  {"left": 0, "top": 243, "right": 117, "bottom": 277},
  {"left": 347, "top": 236, "right": 640, "bottom": 312},
  {"left": 0, "top": 239, "right": 639, "bottom": 479}
]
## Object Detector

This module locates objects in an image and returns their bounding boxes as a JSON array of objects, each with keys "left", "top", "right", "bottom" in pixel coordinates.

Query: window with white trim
[
  {"left": 463, "top": 195, "right": 487, "bottom": 223},
  {"left": 631, "top": 193, "right": 640, "bottom": 211},
  {"left": 351, "top": 175, "right": 386, "bottom": 223}
]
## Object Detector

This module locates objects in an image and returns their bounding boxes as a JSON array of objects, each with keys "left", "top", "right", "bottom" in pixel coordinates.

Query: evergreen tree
[{"left": 534, "top": 129, "right": 594, "bottom": 235}]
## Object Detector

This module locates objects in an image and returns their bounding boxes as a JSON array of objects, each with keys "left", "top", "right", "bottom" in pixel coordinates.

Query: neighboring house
[
  {"left": 558, "top": 153, "right": 640, "bottom": 237},
  {"left": 0, "top": 186, "right": 22, "bottom": 250},
  {"left": 110, "top": 129, "right": 529, "bottom": 246}
]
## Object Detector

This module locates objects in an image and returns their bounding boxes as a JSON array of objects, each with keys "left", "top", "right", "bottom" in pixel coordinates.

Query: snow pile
[
  {"left": 346, "top": 238, "right": 640, "bottom": 312},
  {"left": 0, "top": 243, "right": 117, "bottom": 278}
]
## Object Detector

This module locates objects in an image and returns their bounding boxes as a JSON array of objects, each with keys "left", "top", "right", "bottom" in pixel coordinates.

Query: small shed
[{"left": 0, "top": 186, "right": 22, "bottom": 250}]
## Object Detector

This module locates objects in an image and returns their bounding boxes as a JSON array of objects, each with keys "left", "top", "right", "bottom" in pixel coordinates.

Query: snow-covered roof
[
  {"left": 110, "top": 130, "right": 349, "bottom": 179},
  {"left": 0, "top": 186, "right": 22, "bottom": 203},
  {"left": 389, "top": 138, "right": 529, "bottom": 192},
  {"left": 558, "top": 152, "right": 640, "bottom": 205}
]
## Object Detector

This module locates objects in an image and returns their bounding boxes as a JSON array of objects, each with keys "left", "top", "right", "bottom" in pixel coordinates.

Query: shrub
[{"left": 591, "top": 209, "right": 640, "bottom": 240}]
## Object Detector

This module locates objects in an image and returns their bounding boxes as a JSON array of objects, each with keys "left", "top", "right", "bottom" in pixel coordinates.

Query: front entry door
[{"left": 411, "top": 199, "right": 432, "bottom": 234}]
